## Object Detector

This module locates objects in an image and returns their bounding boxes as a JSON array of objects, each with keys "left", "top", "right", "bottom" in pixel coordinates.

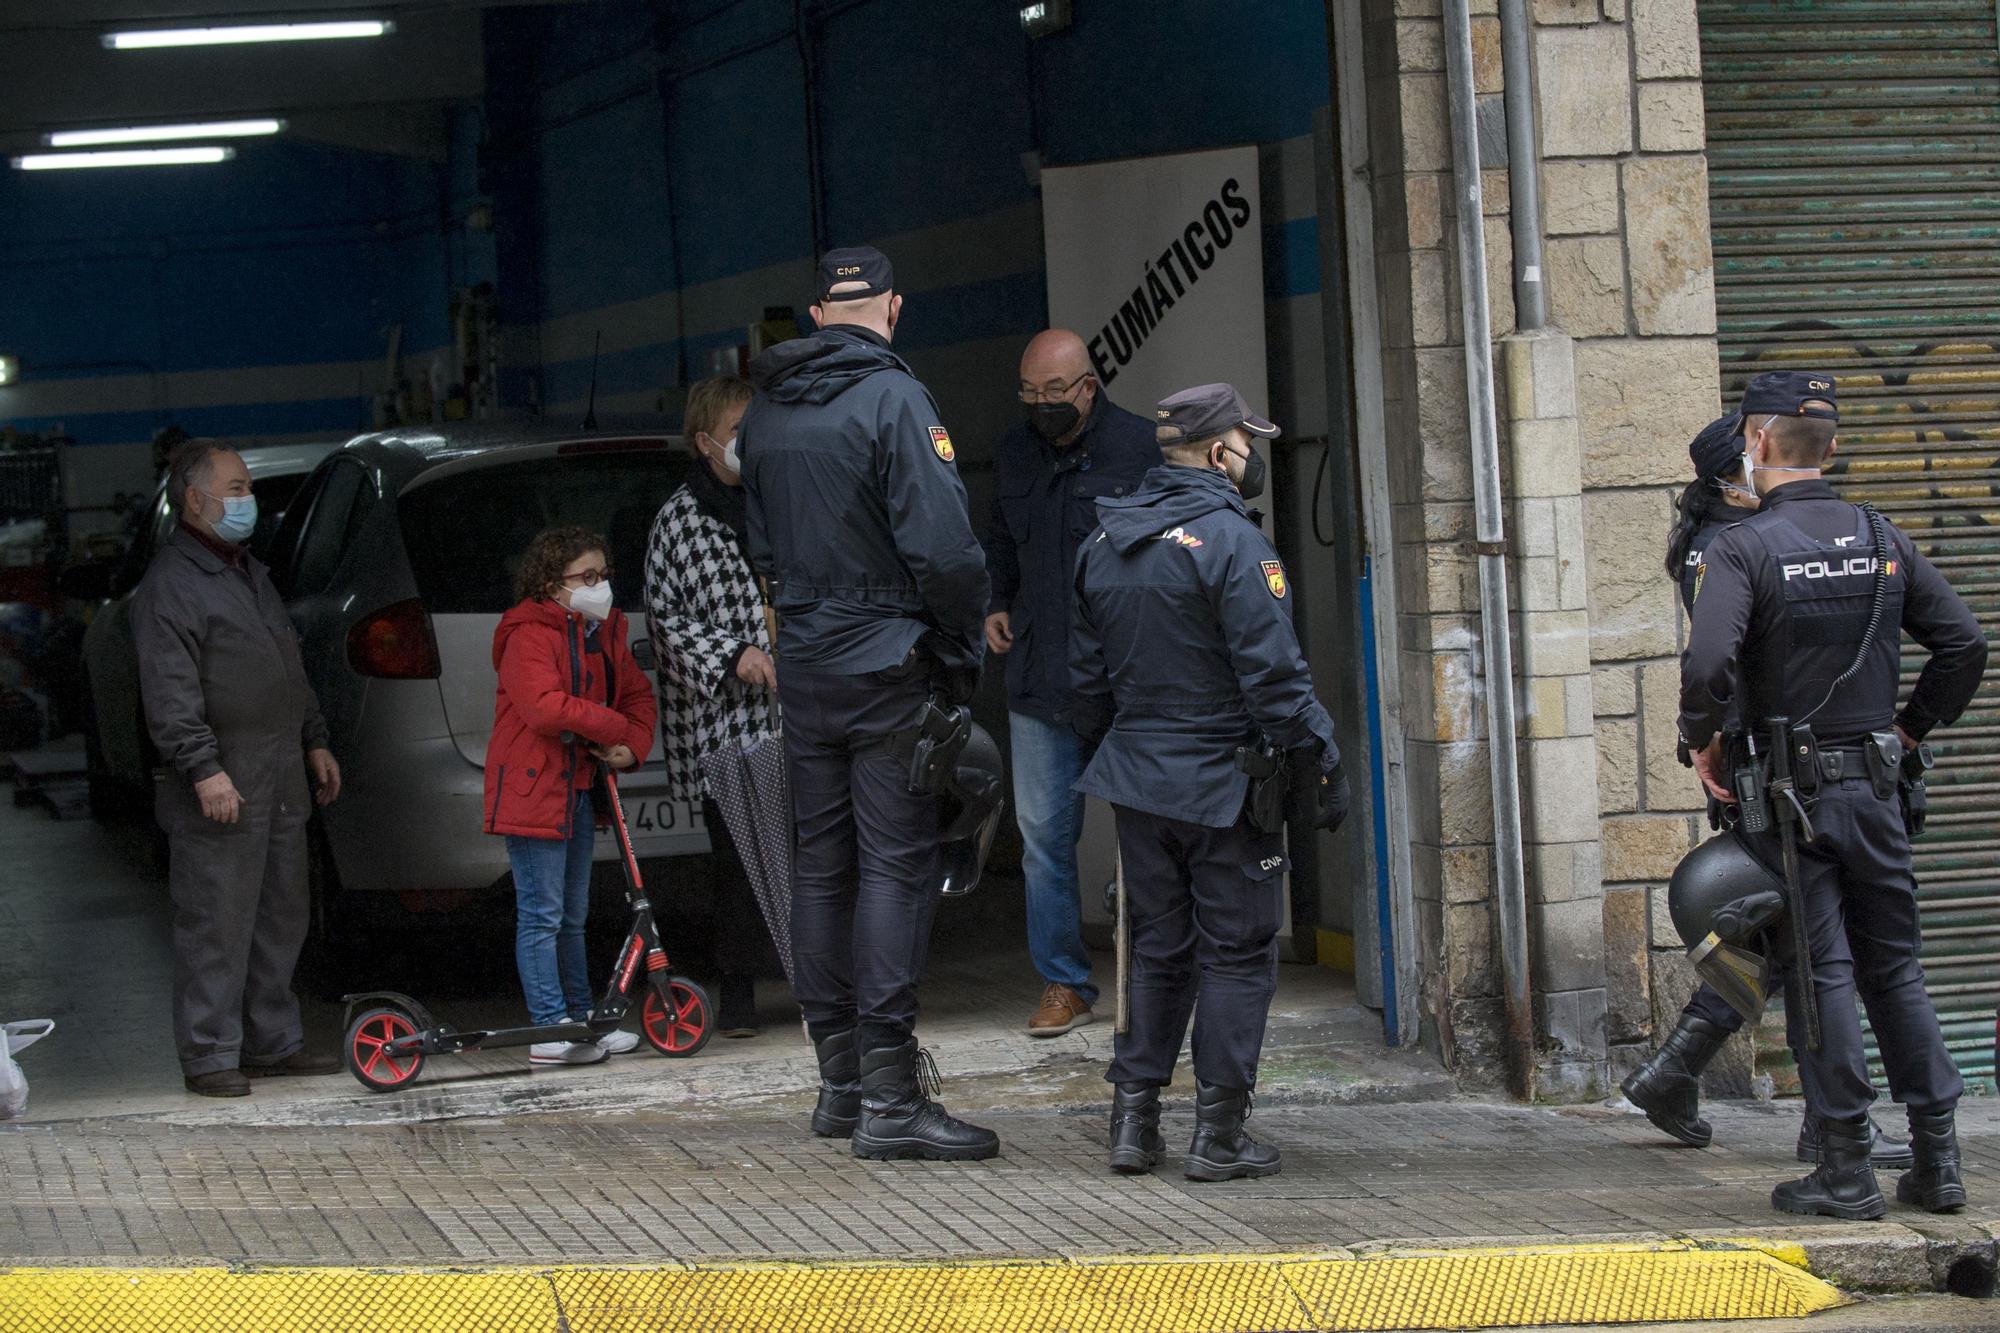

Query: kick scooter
[{"left": 340, "top": 768, "right": 714, "bottom": 1091}]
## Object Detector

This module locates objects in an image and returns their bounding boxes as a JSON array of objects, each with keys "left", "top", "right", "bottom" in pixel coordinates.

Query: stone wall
[
  {"left": 1355, "top": 0, "right": 1723, "bottom": 1096},
  {"left": 1529, "top": 0, "right": 1723, "bottom": 1087}
]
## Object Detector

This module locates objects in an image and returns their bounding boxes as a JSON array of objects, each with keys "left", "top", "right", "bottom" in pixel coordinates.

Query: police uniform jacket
[
  {"left": 741, "top": 326, "right": 989, "bottom": 677},
  {"left": 1678, "top": 478, "right": 1986, "bottom": 751},
  {"left": 1071, "top": 464, "right": 1339, "bottom": 827},
  {"left": 984, "top": 395, "right": 1158, "bottom": 725}
]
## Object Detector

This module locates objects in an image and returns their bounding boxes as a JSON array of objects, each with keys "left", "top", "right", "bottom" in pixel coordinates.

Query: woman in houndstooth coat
[{"left": 642, "top": 376, "right": 778, "bottom": 1036}]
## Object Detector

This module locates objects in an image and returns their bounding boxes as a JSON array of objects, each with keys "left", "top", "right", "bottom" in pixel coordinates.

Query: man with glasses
[{"left": 982, "top": 329, "right": 1158, "bottom": 1037}]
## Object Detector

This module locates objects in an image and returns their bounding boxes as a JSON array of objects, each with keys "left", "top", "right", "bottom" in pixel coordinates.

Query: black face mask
[
  {"left": 1028, "top": 400, "right": 1081, "bottom": 441},
  {"left": 1217, "top": 442, "right": 1267, "bottom": 500}
]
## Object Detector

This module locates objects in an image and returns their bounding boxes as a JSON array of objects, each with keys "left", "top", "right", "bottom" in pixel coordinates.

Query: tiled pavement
[{"left": 6, "top": 1098, "right": 2000, "bottom": 1265}]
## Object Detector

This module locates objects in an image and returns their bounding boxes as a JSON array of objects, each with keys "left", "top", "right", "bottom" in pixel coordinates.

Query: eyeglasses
[
  {"left": 560, "top": 567, "right": 613, "bottom": 587},
  {"left": 1017, "top": 372, "right": 1091, "bottom": 405}
]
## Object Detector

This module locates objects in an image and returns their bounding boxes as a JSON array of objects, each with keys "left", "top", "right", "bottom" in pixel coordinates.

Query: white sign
[{"left": 1042, "top": 145, "right": 1268, "bottom": 425}]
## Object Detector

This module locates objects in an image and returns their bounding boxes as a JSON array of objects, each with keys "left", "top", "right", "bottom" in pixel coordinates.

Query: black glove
[{"left": 1314, "top": 763, "right": 1351, "bottom": 833}]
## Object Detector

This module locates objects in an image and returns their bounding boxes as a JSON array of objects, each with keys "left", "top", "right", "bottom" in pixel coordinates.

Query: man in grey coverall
[{"left": 133, "top": 440, "right": 343, "bottom": 1097}]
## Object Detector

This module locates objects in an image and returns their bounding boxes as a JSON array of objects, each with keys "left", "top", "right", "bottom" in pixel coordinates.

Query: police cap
[
  {"left": 817, "top": 246, "right": 893, "bottom": 302},
  {"left": 1155, "top": 382, "right": 1280, "bottom": 447},
  {"left": 1739, "top": 371, "right": 1838, "bottom": 423},
  {"left": 1688, "top": 412, "right": 1744, "bottom": 483}
]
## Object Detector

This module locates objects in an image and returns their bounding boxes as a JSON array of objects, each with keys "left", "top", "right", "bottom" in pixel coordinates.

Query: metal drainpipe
[
  {"left": 1499, "top": 0, "right": 1548, "bottom": 331},
  {"left": 1442, "top": 0, "right": 1536, "bottom": 1099}
]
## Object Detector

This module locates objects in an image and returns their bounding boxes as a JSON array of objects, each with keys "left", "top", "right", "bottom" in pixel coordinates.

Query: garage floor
[{"left": 0, "top": 780, "right": 1442, "bottom": 1127}]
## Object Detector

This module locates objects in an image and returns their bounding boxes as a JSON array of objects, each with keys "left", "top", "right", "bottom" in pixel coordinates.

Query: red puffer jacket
[{"left": 484, "top": 597, "right": 658, "bottom": 840}]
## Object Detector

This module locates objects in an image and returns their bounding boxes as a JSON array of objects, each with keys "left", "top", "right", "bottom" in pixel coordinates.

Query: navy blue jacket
[
  {"left": 741, "top": 326, "right": 990, "bottom": 676},
  {"left": 1071, "top": 465, "right": 1339, "bottom": 827},
  {"left": 1679, "top": 479, "right": 1985, "bottom": 750},
  {"left": 984, "top": 395, "right": 1159, "bottom": 724}
]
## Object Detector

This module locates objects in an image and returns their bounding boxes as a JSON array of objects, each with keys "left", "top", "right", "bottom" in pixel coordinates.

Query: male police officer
[
  {"left": 1681, "top": 371, "right": 1986, "bottom": 1218},
  {"left": 1629, "top": 415, "right": 1912, "bottom": 1172},
  {"left": 984, "top": 328, "right": 1159, "bottom": 1037},
  {"left": 741, "top": 246, "right": 997, "bottom": 1161},
  {"left": 1072, "top": 383, "right": 1348, "bottom": 1181}
]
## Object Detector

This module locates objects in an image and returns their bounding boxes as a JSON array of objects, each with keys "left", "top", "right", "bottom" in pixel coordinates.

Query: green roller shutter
[{"left": 1702, "top": 0, "right": 2000, "bottom": 1091}]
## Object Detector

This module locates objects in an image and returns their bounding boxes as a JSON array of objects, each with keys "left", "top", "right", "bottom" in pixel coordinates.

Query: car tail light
[{"left": 347, "top": 598, "right": 441, "bottom": 679}]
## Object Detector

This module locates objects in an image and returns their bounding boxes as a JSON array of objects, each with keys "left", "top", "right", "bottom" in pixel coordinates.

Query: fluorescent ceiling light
[
  {"left": 47, "top": 118, "right": 283, "bottom": 148},
  {"left": 103, "top": 20, "right": 393, "bottom": 50},
  {"left": 13, "top": 146, "right": 236, "bottom": 170}
]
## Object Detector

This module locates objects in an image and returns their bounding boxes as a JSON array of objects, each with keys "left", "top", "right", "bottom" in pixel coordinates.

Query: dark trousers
[
  {"left": 1749, "top": 775, "right": 1962, "bottom": 1122},
  {"left": 1108, "top": 805, "right": 1286, "bottom": 1091},
  {"left": 159, "top": 782, "right": 309, "bottom": 1077},
  {"left": 778, "top": 663, "right": 939, "bottom": 1043},
  {"left": 1681, "top": 983, "right": 1748, "bottom": 1033},
  {"left": 701, "top": 794, "right": 772, "bottom": 978}
]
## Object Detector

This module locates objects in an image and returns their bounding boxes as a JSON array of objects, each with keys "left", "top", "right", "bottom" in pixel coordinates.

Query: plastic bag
[{"left": 2, "top": 1019, "right": 54, "bottom": 1119}]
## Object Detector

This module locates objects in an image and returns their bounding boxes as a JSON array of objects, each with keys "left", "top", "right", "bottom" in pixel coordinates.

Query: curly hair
[{"left": 513, "top": 525, "right": 608, "bottom": 604}]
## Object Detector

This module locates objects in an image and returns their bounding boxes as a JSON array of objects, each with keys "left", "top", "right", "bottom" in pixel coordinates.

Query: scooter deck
[{"left": 422, "top": 1020, "right": 603, "bottom": 1055}]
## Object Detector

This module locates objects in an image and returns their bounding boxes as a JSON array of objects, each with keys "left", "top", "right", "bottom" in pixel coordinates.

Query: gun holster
[
  {"left": 1234, "top": 741, "right": 1288, "bottom": 834},
  {"left": 1898, "top": 739, "right": 1935, "bottom": 837},
  {"left": 902, "top": 697, "right": 972, "bottom": 796}
]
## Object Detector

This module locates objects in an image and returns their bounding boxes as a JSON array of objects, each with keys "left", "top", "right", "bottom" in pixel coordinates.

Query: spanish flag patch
[{"left": 1262, "top": 559, "right": 1287, "bottom": 599}]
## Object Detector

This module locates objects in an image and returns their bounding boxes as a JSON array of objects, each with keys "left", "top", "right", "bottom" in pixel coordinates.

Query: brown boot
[
  {"left": 184, "top": 1069, "right": 250, "bottom": 1098},
  {"left": 1026, "top": 983, "right": 1094, "bottom": 1037},
  {"left": 244, "top": 1049, "right": 341, "bottom": 1078}
]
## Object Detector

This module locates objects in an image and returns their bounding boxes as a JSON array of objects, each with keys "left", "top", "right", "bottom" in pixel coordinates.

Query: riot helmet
[
  {"left": 1668, "top": 830, "right": 1787, "bottom": 1022},
  {"left": 938, "top": 722, "right": 1005, "bottom": 898}
]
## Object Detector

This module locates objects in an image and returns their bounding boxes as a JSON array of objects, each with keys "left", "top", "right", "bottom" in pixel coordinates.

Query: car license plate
[{"left": 626, "top": 796, "right": 696, "bottom": 837}]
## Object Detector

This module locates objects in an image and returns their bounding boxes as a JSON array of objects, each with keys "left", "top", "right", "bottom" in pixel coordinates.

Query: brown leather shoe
[
  {"left": 184, "top": 1069, "right": 251, "bottom": 1098},
  {"left": 1026, "top": 983, "right": 1094, "bottom": 1037},
  {"left": 244, "top": 1049, "right": 342, "bottom": 1078}
]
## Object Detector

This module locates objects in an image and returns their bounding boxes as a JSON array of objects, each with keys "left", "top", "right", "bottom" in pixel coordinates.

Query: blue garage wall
[
  {"left": 483, "top": 0, "right": 1331, "bottom": 440},
  {"left": 0, "top": 137, "right": 454, "bottom": 457}
]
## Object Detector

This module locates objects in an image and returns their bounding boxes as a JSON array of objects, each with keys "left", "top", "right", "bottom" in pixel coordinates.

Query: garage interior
[{"left": 0, "top": 0, "right": 1433, "bottom": 1120}]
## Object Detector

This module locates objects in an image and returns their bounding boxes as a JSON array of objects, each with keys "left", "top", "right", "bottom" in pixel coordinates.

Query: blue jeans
[
  {"left": 1011, "top": 711, "right": 1096, "bottom": 1005},
  {"left": 507, "top": 790, "right": 596, "bottom": 1027}
]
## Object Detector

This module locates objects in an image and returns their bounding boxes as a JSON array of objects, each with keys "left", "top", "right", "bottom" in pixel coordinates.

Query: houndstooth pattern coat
[{"left": 642, "top": 481, "right": 779, "bottom": 817}]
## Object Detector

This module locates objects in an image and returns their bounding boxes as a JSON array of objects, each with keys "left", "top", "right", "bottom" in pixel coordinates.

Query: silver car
[
  {"left": 79, "top": 440, "right": 337, "bottom": 813},
  {"left": 260, "top": 422, "right": 706, "bottom": 914}
]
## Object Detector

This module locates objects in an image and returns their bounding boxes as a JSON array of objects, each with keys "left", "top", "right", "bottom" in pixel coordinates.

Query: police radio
[{"left": 1733, "top": 734, "right": 1772, "bottom": 835}]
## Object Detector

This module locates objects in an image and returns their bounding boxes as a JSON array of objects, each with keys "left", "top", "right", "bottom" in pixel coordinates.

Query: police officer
[
  {"left": 1072, "top": 383, "right": 1348, "bottom": 1181},
  {"left": 1681, "top": 371, "right": 1987, "bottom": 1218},
  {"left": 984, "top": 328, "right": 1159, "bottom": 1037},
  {"left": 740, "top": 246, "right": 997, "bottom": 1162},
  {"left": 1629, "top": 414, "right": 1912, "bottom": 1172}
]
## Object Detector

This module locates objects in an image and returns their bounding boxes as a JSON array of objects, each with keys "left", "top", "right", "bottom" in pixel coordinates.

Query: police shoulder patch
[
  {"left": 1692, "top": 561, "right": 1706, "bottom": 604},
  {"left": 1261, "top": 559, "right": 1287, "bottom": 599},
  {"left": 928, "top": 425, "right": 955, "bottom": 462}
]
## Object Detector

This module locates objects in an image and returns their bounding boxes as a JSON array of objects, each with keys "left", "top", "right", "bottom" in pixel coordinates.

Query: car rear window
[{"left": 398, "top": 448, "right": 693, "bottom": 614}]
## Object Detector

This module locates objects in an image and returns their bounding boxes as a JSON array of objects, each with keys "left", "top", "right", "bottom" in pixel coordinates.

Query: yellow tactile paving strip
[{"left": 0, "top": 1241, "right": 1849, "bottom": 1332}]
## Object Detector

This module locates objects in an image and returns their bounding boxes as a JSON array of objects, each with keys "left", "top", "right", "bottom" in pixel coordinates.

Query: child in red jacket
[{"left": 485, "top": 526, "right": 658, "bottom": 1065}]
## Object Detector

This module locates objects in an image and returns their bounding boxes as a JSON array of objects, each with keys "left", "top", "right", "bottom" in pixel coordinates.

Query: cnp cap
[
  {"left": 1154, "top": 382, "right": 1280, "bottom": 447},
  {"left": 817, "top": 246, "right": 894, "bottom": 302},
  {"left": 1738, "top": 371, "right": 1838, "bottom": 423},
  {"left": 1688, "top": 413, "right": 1744, "bottom": 483}
]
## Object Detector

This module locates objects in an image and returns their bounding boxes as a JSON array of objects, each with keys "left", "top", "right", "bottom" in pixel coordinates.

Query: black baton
[{"left": 1766, "top": 715, "right": 1820, "bottom": 1053}]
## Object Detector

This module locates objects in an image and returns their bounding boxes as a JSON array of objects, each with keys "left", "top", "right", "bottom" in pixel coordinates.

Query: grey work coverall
[{"left": 133, "top": 527, "right": 329, "bottom": 1077}]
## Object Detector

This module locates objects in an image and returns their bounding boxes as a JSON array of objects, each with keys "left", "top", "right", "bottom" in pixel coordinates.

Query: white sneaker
[
  {"left": 594, "top": 1028, "right": 640, "bottom": 1056},
  {"left": 529, "top": 1040, "right": 607, "bottom": 1066}
]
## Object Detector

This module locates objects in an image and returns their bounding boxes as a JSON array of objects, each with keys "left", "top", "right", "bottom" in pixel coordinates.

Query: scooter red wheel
[
  {"left": 345, "top": 1007, "right": 426, "bottom": 1091},
  {"left": 641, "top": 977, "right": 712, "bottom": 1057}
]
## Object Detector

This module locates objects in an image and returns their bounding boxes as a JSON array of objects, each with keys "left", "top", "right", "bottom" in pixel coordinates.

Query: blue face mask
[{"left": 203, "top": 491, "right": 258, "bottom": 544}]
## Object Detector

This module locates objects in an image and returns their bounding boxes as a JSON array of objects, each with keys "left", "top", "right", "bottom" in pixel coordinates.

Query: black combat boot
[
  {"left": 1108, "top": 1082, "right": 1165, "bottom": 1175},
  {"left": 809, "top": 1030, "right": 860, "bottom": 1138},
  {"left": 1796, "top": 1114, "right": 1913, "bottom": 1171},
  {"left": 1896, "top": 1107, "right": 1966, "bottom": 1213},
  {"left": 1620, "top": 1015, "right": 1729, "bottom": 1148},
  {"left": 851, "top": 1038, "right": 999, "bottom": 1162},
  {"left": 1771, "top": 1114, "right": 1886, "bottom": 1220},
  {"left": 1185, "top": 1082, "right": 1281, "bottom": 1182}
]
